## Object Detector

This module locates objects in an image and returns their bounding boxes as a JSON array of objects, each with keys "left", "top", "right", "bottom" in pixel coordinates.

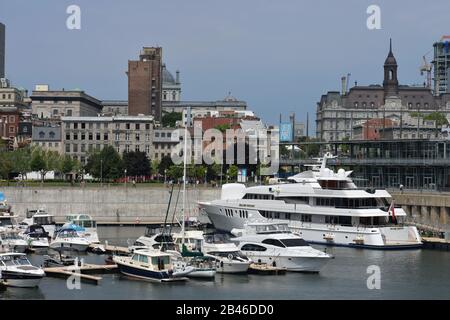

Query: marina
[{"left": 1, "top": 226, "right": 450, "bottom": 299}]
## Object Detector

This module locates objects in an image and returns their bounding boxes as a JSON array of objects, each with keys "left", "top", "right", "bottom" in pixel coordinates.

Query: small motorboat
[
  {"left": 0, "top": 230, "right": 28, "bottom": 253},
  {"left": 113, "top": 249, "right": 194, "bottom": 282},
  {"left": 43, "top": 254, "right": 79, "bottom": 268},
  {"left": 50, "top": 225, "right": 90, "bottom": 252},
  {"left": 0, "top": 252, "right": 45, "bottom": 288},
  {"left": 187, "top": 256, "right": 216, "bottom": 279},
  {"left": 21, "top": 225, "right": 50, "bottom": 251},
  {"left": 21, "top": 209, "right": 56, "bottom": 238},
  {"left": 63, "top": 214, "right": 100, "bottom": 244}
]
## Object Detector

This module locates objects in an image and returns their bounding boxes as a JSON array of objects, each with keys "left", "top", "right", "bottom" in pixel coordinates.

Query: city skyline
[{"left": 0, "top": 0, "right": 449, "bottom": 127}]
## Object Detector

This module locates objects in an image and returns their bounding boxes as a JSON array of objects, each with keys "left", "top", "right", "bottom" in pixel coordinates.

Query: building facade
[
  {"left": 127, "top": 47, "right": 162, "bottom": 120},
  {"left": 0, "top": 22, "right": 4, "bottom": 79},
  {"left": 31, "top": 85, "right": 103, "bottom": 119},
  {"left": 433, "top": 36, "right": 450, "bottom": 95},
  {"left": 0, "top": 106, "right": 19, "bottom": 150},
  {"left": 31, "top": 126, "right": 63, "bottom": 154},
  {"left": 316, "top": 41, "right": 450, "bottom": 142},
  {"left": 162, "top": 64, "right": 181, "bottom": 102},
  {"left": 152, "top": 127, "right": 178, "bottom": 161},
  {"left": 61, "top": 115, "right": 155, "bottom": 163}
]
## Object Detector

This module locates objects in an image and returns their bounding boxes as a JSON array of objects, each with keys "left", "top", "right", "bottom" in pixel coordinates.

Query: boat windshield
[
  {"left": 34, "top": 216, "right": 55, "bottom": 225},
  {"left": 279, "top": 238, "right": 309, "bottom": 247},
  {"left": 14, "top": 256, "right": 31, "bottom": 265},
  {"left": 58, "top": 230, "right": 78, "bottom": 238},
  {"left": 0, "top": 217, "right": 15, "bottom": 226},
  {"left": 254, "top": 224, "right": 290, "bottom": 234},
  {"left": 2, "top": 233, "right": 21, "bottom": 240}
]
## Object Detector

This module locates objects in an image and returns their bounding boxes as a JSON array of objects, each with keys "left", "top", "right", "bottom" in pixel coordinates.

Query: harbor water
[{"left": 1, "top": 226, "right": 450, "bottom": 300}]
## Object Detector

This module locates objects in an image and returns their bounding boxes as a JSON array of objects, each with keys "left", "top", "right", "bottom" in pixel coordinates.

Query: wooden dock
[
  {"left": 43, "top": 264, "right": 118, "bottom": 285},
  {"left": 89, "top": 243, "right": 130, "bottom": 255},
  {"left": 248, "top": 263, "right": 286, "bottom": 275},
  {"left": 422, "top": 237, "right": 450, "bottom": 251}
]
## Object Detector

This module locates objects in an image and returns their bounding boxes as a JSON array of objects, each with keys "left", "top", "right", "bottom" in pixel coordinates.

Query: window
[
  {"left": 73, "top": 133, "right": 78, "bottom": 140},
  {"left": 65, "top": 144, "right": 70, "bottom": 152},
  {"left": 49, "top": 132, "right": 55, "bottom": 139},
  {"left": 241, "top": 244, "right": 267, "bottom": 252},
  {"left": 39, "top": 131, "right": 45, "bottom": 139},
  {"left": 261, "top": 239, "right": 285, "bottom": 248},
  {"left": 66, "top": 134, "right": 70, "bottom": 140},
  {"left": 104, "top": 134, "right": 108, "bottom": 141},
  {"left": 136, "top": 133, "right": 140, "bottom": 141},
  {"left": 96, "top": 133, "right": 100, "bottom": 141},
  {"left": 74, "top": 123, "right": 78, "bottom": 129},
  {"left": 89, "top": 133, "right": 93, "bottom": 141},
  {"left": 135, "top": 124, "right": 140, "bottom": 130},
  {"left": 73, "top": 144, "right": 78, "bottom": 152},
  {"left": 81, "top": 123, "right": 85, "bottom": 129},
  {"left": 126, "top": 123, "right": 130, "bottom": 130},
  {"left": 280, "top": 239, "right": 309, "bottom": 247},
  {"left": 145, "top": 124, "right": 150, "bottom": 130},
  {"left": 125, "top": 133, "right": 130, "bottom": 141}
]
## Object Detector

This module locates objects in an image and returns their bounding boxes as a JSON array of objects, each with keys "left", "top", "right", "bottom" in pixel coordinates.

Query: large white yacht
[{"left": 199, "top": 153, "right": 422, "bottom": 250}]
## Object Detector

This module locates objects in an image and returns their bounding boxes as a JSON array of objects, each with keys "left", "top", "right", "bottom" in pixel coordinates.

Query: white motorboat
[
  {"left": 113, "top": 249, "right": 194, "bottom": 282},
  {"left": 63, "top": 214, "right": 100, "bottom": 244},
  {"left": 186, "top": 256, "right": 216, "bottom": 279},
  {"left": 230, "top": 222, "right": 332, "bottom": 272},
  {"left": 0, "top": 252, "right": 45, "bottom": 288},
  {"left": 21, "top": 225, "right": 50, "bottom": 250},
  {"left": 0, "top": 230, "right": 28, "bottom": 253},
  {"left": 50, "top": 225, "right": 90, "bottom": 252},
  {"left": 21, "top": 209, "right": 56, "bottom": 238},
  {"left": 199, "top": 153, "right": 422, "bottom": 250},
  {"left": 203, "top": 234, "right": 251, "bottom": 274},
  {"left": 131, "top": 225, "right": 177, "bottom": 252},
  {"left": 0, "top": 211, "right": 20, "bottom": 231}
]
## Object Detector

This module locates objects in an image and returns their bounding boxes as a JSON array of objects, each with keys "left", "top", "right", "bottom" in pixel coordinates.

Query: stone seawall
[{"left": 0, "top": 186, "right": 221, "bottom": 224}]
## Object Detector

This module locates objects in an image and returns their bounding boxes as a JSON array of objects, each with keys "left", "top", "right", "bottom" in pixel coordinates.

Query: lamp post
[
  {"left": 100, "top": 159, "right": 103, "bottom": 187},
  {"left": 124, "top": 169, "right": 127, "bottom": 188},
  {"left": 164, "top": 169, "right": 167, "bottom": 184}
]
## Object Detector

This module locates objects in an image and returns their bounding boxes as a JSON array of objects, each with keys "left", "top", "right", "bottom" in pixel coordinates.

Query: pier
[
  {"left": 421, "top": 237, "right": 450, "bottom": 251},
  {"left": 43, "top": 263, "right": 118, "bottom": 285}
]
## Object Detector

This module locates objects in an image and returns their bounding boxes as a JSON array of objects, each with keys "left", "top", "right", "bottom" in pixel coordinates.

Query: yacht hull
[
  {"left": 203, "top": 204, "right": 423, "bottom": 250},
  {"left": 0, "top": 271, "right": 43, "bottom": 288},
  {"left": 50, "top": 242, "right": 89, "bottom": 252},
  {"left": 116, "top": 261, "right": 186, "bottom": 282}
]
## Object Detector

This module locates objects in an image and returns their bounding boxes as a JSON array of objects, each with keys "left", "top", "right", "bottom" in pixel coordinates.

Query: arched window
[
  {"left": 163, "top": 91, "right": 167, "bottom": 100},
  {"left": 389, "top": 70, "right": 394, "bottom": 80},
  {"left": 39, "top": 131, "right": 45, "bottom": 139}
]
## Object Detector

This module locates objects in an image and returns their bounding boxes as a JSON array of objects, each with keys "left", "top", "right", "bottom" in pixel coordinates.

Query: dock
[
  {"left": 89, "top": 243, "right": 130, "bottom": 255},
  {"left": 421, "top": 237, "right": 450, "bottom": 251},
  {"left": 43, "top": 263, "right": 118, "bottom": 285},
  {"left": 248, "top": 263, "right": 286, "bottom": 275}
]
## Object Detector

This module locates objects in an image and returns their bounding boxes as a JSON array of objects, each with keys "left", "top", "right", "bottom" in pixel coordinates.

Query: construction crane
[{"left": 420, "top": 50, "right": 432, "bottom": 89}]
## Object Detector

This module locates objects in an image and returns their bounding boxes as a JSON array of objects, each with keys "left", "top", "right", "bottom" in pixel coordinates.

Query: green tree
[
  {"left": 215, "top": 124, "right": 231, "bottom": 133},
  {"left": 85, "top": 146, "right": 123, "bottom": 181},
  {"left": 151, "top": 159, "right": 160, "bottom": 176},
  {"left": 60, "top": 155, "right": 76, "bottom": 180},
  {"left": 0, "top": 152, "right": 13, "bottom": 179},
  {"left": 162, "top": 112, "right": 182, "bottom": 127},
  {"left": 227, "top": 165, "right": 238, "bottom": 181},
  {"left": 167, "top": 165, "right": 183, "bottom": 180},
  {"left": 123, "top": 151, "right": 151, "bottom": 177},
  {"left": 424, "top": 112, "right": 449, "bottom": 127},
  {"left": 195, "top": 165, "right": 207, "bottom": 181},
  {"left": 30, "top": 150, "right": 47, "bottom": 182},
  {"left": 10, "top": 147, "right": 31, "bottom": 180},
  {"left": 158, "top": 155, "right": 173, "bottom": 175}
]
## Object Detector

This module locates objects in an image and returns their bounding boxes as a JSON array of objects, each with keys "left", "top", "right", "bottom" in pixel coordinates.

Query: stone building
[
  {"left": 31, "top": 126, "right": 63, "bottom": 154},
  {"left": 61, "top": 115, "right": 155, "bottom": 163},
  {"left": 316, "top": 40, "right": 450, "bottom": 142},
  {"left": 31, "top": 85, "right": 103, "bottom": 119}
]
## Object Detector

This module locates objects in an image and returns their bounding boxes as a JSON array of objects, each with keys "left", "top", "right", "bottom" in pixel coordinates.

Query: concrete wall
[
  {"left": 391, "top": 191, "right": 450, "bottom": 232},
  {"left": 0, "top": 186, "right": 221, "bottom": 224}
]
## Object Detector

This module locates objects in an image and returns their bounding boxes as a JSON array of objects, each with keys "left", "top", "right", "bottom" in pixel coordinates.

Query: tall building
[
  {"left": 316, "top": 40, "right": 450, "bottom": 142},
  {"left": 0, "top": 22, "right": 4, "bottom": 79},
  {"left": 433, "top": 36, "right": 450, "bottom": 95},
  {"left": 127, "top": 47, "right": 162, "bottom": 120}
]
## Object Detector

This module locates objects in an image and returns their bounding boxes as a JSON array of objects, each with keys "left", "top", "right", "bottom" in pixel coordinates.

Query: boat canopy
[{"left": 59, "top": 224, "right": 85, "bottom": 232}]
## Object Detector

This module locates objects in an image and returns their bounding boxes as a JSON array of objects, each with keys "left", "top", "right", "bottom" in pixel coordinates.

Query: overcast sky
[{"left": 1, "top": 0, "right": 449, "bottom": 128}]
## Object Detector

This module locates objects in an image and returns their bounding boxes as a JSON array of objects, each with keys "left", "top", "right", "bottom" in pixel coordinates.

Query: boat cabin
[
  {"left": 66, "top": 214, "right": 97, "bottom": 229},
  {"left": 0, "top": 253, "right": 32, "bottom": 267},
  {"left": 131, "top": 251, "right": 173, "bottom": 271}
]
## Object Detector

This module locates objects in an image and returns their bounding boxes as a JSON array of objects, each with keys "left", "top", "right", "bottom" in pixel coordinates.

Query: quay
[
  {"left": 43, "top": 263, "right": 118, "bottom": 285},
  {"left": 421, "top": 237, "right": 450, "bottom": 251}
]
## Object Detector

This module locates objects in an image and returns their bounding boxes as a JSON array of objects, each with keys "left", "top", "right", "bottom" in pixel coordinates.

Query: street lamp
[
  {"left": 100, "top": 159, "right": 103, "bottom": 187},
  {"left": 124, "top": 169, "right": 127, "bottom": 188},
  {"left": 164, "top": 169, "right": 167, "bottom": 184}
]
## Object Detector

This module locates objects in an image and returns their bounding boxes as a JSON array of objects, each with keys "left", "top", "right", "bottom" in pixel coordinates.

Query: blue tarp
[
  {"left": 60, "top": 223, "right": 85, "bottom": 232},
  {"left": 0, "top": 192, "right": 5, "bottom": 201}
]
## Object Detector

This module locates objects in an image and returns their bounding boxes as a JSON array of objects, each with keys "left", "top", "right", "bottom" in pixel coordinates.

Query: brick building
[{"left": 127, "top": 47, "right": 162, "bottom": 120}]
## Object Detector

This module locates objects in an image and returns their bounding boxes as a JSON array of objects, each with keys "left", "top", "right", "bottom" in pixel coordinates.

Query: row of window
[
  {"left": 66, "top": 143, "right": 151, "bottom": 154},
  {"left": 66, "top": 122, "right": 152, "bottom": 130},
  {"left": 224, "top": 208, "right": 249, "bottom": 218},
  {"left": 243, "top": 193, "right": 275, "bottom": 200},
  {"left": 66, "top": 133, "right": 109, "bottom": 141}
]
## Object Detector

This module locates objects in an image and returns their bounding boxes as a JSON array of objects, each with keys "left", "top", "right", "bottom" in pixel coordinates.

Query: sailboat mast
[{"left": 182, "top": 107, "right": 190, "bottom": 245}]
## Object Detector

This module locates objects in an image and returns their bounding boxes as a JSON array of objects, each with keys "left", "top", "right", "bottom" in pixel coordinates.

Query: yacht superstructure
[{"left": 199, "top": 153, "right": 422, "bottom": 249}]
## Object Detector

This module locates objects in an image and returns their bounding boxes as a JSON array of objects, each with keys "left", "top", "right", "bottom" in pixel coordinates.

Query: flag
[{"left": 389, "top": 200, "right": 397, "bottom": 224}]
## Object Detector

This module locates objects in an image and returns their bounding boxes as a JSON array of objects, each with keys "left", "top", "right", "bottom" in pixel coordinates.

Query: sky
[{"left": 0, "top": 0, "right": 449, "bottom": 129}]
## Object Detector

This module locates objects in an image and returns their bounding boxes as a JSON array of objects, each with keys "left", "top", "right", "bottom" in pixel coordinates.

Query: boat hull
[
  {"left": 50, "top": 241, "right": 89, "bottom": 252},
  {"left": 202, "top": 204, "right": 423, "bottom": 250},
  {"left": 245, "top": 254, "right": 330, "bottom": 272},
  {"left": 115, "top": 261, "right": 186, "bottom": 282},
  {"left": 0, "top": 271, "right": 43, "bottom": 288},
  {"left": 188, "top": 269, "right": 216, "bottom": 278}
]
